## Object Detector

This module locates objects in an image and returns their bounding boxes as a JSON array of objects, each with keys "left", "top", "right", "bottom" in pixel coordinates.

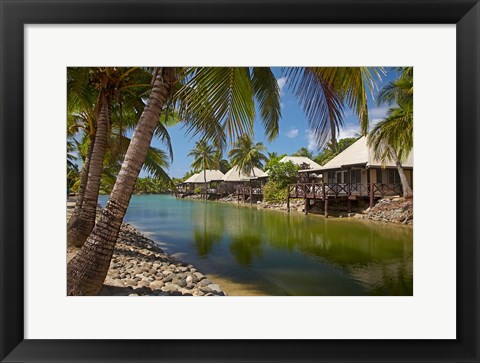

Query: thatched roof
[
  {"left": 183, "top": 173, "right": 200, "bottom": 183},
  {"left": 279, "top": 156, "right": 322, "bottom": 171},
  {"left": 321, "top": 136, "right": 413, "bottom": 171},
  {"left": 189, "top": 170, "right": 225, "bottom": 183},
  {"left": 222, "top": 166, "right": 267, "bottom": 182}
]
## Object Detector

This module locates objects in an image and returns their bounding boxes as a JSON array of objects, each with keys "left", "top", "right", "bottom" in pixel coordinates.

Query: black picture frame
[{"left": 1, "top": 1, "right": 479, "bottom": 362}]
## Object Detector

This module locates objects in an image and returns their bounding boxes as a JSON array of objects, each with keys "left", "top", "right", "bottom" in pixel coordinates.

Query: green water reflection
[{"left": 101, "top": 195, "right": 413, "bottom": 296}]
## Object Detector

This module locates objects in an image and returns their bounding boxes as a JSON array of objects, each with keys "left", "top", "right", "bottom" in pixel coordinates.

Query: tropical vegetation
[{"left": 367, "top": 67, "right": 413, "bottom": 198}]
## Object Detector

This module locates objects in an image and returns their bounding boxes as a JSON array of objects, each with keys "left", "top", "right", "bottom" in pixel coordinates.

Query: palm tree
[
  {"left": 66, "top": 68, "right": 98, "bottom": 229},
  {"left": 67, "top": 67, "right": 177, "bottom": 295},
  {"left": 292, "top": 147, "right": 313, "bottom": 159},
  {"left": 188, "top": 139, "right": 218, "bottom": 198},
  {"left": 212, "top": 149, "right": 231, "bottom": 174},
  {"left": 229, "top": 135, "right": 268, "bottom": 177},
  {"left": 283, "top": 67, "right": 383, "bottom": 149},
  {"left": 67, "top": 67, "right": 160, "bottom": 247},
  {"left": 367, "top": 67, "right": 413, "bottom": 198}
]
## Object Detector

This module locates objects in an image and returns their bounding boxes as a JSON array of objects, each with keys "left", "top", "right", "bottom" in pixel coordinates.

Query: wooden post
[
  {"left": 324, "top": 197, "right": 329, "bottom": 218},
  {"left": 369, "top": 183, "right": 374, "bottom": 208},
  {"left": 304, "top": 197, "right": 308, "bottom": 215},
  {"left": 287, "top": 185, "right": 291, "bottom": 212},
  {"left": 250, "top": 187, "right": 253, "bottom": 205},
  {"left": 347, "top": 199, "right": 352, "bottom": 213}
]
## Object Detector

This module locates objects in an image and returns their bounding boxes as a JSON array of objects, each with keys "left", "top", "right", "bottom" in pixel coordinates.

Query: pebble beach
[{"left": 67, "top": 203, "right": 226, "bottom": 296}]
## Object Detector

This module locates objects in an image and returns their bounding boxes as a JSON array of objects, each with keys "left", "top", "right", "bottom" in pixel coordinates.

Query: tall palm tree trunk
[
  {"left": 67, "top": 97, "right": 110, "bottom": 247},
  {"left": 67, "top": 134, "right": 95, "bottom": 229},
  {"left": 67, "top": 68, "right": 175, "bottom": 295},
  {"left": 389, "top": 145, "right": 413, "bottom": 198}
]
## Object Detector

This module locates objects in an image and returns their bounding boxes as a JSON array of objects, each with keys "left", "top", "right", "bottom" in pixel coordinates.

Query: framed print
[{"left": 1, "top": 0, "right": 479, "bottom": 362}]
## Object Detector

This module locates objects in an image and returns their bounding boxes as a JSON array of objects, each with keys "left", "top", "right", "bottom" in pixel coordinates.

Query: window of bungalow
[
  {"left": 350, "top": 169, "right": 361, "bottom": 185},
  {"left": 376, "top": 168, "right": 383, "bottom": 184},
  {"left": 327, "top": 171, "right": 335, "bottom": 184},
  {"left": 387, "top": 169, "right": 401, "bottom": 185}
]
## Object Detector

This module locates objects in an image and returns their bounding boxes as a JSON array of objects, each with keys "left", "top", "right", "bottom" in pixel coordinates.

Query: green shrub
[
  {"left": 263, "top": 181, "right": 288, "bottom": 203},
  {"left": 194, "top": 187, "right": 202, "bottom": 194},
  {"left": 268, "top": 161, "right": 299, "bottom": 188}
]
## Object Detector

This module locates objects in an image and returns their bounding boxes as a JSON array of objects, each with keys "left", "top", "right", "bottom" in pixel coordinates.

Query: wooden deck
[{"left": 287, "top": 182, "right": 402, "bottom": 216}]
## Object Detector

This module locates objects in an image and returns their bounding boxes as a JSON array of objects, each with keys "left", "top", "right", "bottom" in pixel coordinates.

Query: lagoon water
[{"left": 99, "top": 194, "right": 413, "bottom": 296}]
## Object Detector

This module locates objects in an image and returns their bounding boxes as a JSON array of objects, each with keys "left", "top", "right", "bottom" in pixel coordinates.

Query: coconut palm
[
  {"left": 229, "top": 135, "right": 268, "bottom": 177},
  {"left": 212, "top": 149, "right": 231, "bottom": 174},
  {"left": 292, "top": 147, "right": 313, "bottom": 159},
  {"left": 188, "top": 139, "right": 218, "bottom": 198},
  {"left": 176, "top": 67, "right": 281, "bottom": 144},
  {"left": 67, "top": 67, "right": 160, "bottom": 247},
  {"left": 283, "top": 67, "right": 383, "bottom": 149},
  {"left": 367, "top": 67, "right": 413, "bottom": 198},
  {"left": 67, "top": 68, "right": 177, "bottom": 295}
]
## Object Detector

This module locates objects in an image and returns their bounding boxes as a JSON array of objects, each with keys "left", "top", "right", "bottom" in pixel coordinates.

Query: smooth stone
[
  {"left": 124, "top": 279, "right": 137, "bottom": 287},
  {"left": 199, "top": 279, "right": 212, "bottom": 287},
  {"left": 193, "top": 272, "right": 205, "bottom": 280},
  {"left": 150, "top": 281, "right": 164, "bottom": 290},
  {"left": 163, "top": 275, "right": 174, "bottom": 282},
  {"left": 109, "top": 279, "right": 125, "bottom": 288},
  {"left": 207, "top": 284, "right": 222, "bottom": 293},
  {"left": 137, "top": 281, "right": 150, "bottom": 288},
  {"left": 186, "top": 276, "right": 193, "bottom": 284}
]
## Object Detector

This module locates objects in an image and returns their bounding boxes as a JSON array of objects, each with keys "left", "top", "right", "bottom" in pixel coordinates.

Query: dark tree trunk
[
  {"left": 67, "top": 133, "right": 95, "bottom": 229},
  {"left": 67, "top": 68, "right": 175, "bottom": 296},
  {"left": 389, "top": 145, "right": 413, "bottom": 198},
  {"left": 67, "top": 97, "right": 109, "bottom": 247}
]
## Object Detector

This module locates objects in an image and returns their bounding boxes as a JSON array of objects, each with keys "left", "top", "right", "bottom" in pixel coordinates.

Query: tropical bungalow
[
  {"left": 177, "top": 170, "right": 224, "bottom": 196},
  {"left": 279, "top": 156, "right": 323, "bottom": 171},
  {"left": 177, "top": 172, "right": 200, "bottom": 194},
  {"left": 275, "top": 156, "right": 323, "bottom": 182},
  {"left": 289, "top": 136, "right": 413, "bottom": 214},
  {"left": 219, "top": 166, "right": 268, "bottom": 201}
]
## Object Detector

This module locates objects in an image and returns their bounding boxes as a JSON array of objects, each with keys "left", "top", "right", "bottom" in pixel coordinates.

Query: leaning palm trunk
[
  {"left": 67, "top": 134, "right": 95, "bottom": 229},
  {"left": 388, "top": 145, "right": 413, "bottom": 198},
  {"left": 67, "top": 98, "right": 110, "bottom": 247},
  {"left": 67, "top": 68, "right": 175, "bottom": 296}
]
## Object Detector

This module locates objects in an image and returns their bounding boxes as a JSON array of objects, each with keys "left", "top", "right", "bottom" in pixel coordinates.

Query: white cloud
[
  {"left": 338, "top": 125, "right": 360, "bottom": 139},
  {"left": 306, "top": 130, "right": 317, "bottom": 152},
  {"left": 280, "top": 102, "right": 285, "bottom": 109},
  {"left": 369, "top": 106, "right": 390, "bottom": 119},
  {"left": 277, "top": 76, "right": 287, "bottom": 95},
  {"left": 286, "top": 128, "right": 299, "bottom": 138}
]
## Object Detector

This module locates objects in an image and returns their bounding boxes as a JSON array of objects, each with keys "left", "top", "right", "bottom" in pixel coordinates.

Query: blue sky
[{"left": 149, "top": 67, "right": 398, "bottom": 179}]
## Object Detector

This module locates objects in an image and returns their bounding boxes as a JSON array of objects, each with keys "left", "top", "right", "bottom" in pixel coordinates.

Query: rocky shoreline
[
  {"left": 67, "top": 204, "right": 226, "bottom": 296},
  {"left": 354, "top": 197, "right": 413, "bottom": 225},
  {"left": 182, "top": 193, "right": 413, "bottom": 224}
]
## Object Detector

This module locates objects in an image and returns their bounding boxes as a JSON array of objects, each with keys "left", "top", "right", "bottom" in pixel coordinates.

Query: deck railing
[{"left": 288, "top": 182, "right": 403, "bottom": 199}]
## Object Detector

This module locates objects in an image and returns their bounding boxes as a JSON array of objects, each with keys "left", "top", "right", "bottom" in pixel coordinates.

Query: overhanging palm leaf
[
  {"left": 284, "top": 66, "right": 383, "bottom": 148},
  {"left": 251, "top": 67, "right": 281, "bottom": 141},
  {"left": 283, "top": 67, "right": 345, "bottom": 148}
]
